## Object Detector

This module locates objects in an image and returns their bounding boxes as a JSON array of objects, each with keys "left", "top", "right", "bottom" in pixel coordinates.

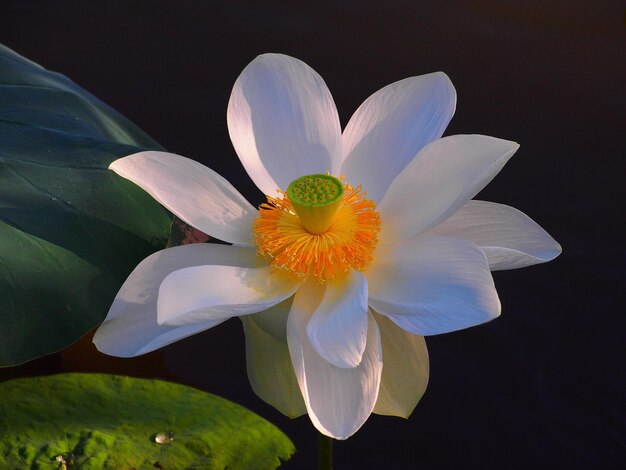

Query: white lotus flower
[{"left": 94, "top": 54, "right": 561, "bottom": 439}]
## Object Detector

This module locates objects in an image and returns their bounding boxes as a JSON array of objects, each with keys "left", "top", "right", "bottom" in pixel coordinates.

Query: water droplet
[
  {"left": 154, "top": 431, "right": 174, "bottom": 444},
  {"left": 54, "top": 453, "right": 75, "bottom": 468}
]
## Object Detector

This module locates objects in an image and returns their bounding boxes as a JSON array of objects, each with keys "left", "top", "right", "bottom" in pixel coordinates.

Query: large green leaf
[
  {"left": 0, "top": 44, "right": 172, "bottom": 366},
  {"left": 0, "top": 373, "right": 294, "bottom": 468}
]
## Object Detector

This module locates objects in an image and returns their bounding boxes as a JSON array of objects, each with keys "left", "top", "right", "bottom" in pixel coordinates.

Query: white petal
[
  {"left": 248, "top": 294, "right": 290, "bottom": 341},
  {"left": 378, "top": 135, "right": 519, "bottom": 245},
  {"left": 306, "top": 271, "right": 369, "bottom": 368},
  {"left": 287, "top": 281, "right": 382, "bottom": 440},
  {"left": 340, "top": 73, "right": 456, "bottom": 203},
  {"left": 372, "top": 312, "right": 429, "bottom": 418},
  {"left": 227, "top": 54, "right": 342, "bottom": 195},
  {"left": 367, "top": 236, "right": 501, "bottom": 335},
  {"left": 110, "top": 151, "right": 257, "bottom": 245},
  {"left": 241, "top": 300, "right": 306, "bottom": 418},
  {"left": 157, "top": 265, "right": 299, "bottom": 326},
  {"left": 425, "top": 200, "right": 562, "bottom": 271},
  {"left": 93, "top": 244, "right": 260, "bottom": 357}
]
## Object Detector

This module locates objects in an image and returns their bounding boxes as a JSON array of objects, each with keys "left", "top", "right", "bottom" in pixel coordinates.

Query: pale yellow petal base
[
  {"left": 373, "top": 312, "right": 429, "bottom": 418},
  {"left": 241, "top": 308, "right": 306, "bottom": 418}
]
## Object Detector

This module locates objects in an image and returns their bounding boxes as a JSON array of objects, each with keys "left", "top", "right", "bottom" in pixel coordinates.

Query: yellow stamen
[{"left": 253, "top": 176, "right": 381, "bottom": 282}]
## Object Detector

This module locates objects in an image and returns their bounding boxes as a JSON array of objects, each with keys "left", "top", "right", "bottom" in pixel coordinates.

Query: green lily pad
[
  {"left": 0, "top": 373, "right": 295, "bottom": 469},
  {"left": 0, "top": 44, "right": 172, "bottom": 366}
]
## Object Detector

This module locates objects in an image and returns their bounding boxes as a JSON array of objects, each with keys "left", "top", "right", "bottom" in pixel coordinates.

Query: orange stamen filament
[{"left": 253, "top": 178, "right": 381, "bottom": 282}]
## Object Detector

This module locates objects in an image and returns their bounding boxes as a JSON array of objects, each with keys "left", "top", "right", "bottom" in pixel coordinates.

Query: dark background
[{"left": 1, "top": 1, "right": 624, "bottom": 468}]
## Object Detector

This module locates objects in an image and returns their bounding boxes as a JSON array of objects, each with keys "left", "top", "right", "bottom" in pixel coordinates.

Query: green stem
[{"left": 317, "top": 432, "right": 333, "bottom": 470}]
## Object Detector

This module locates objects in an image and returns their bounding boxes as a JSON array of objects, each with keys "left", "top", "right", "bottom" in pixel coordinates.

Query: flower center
[
  {"left": 287, "top": 174, "right": 344, "bottom": 234},
  {"left": 253, "top": 174, "right": 381, "bottom": 282}
]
